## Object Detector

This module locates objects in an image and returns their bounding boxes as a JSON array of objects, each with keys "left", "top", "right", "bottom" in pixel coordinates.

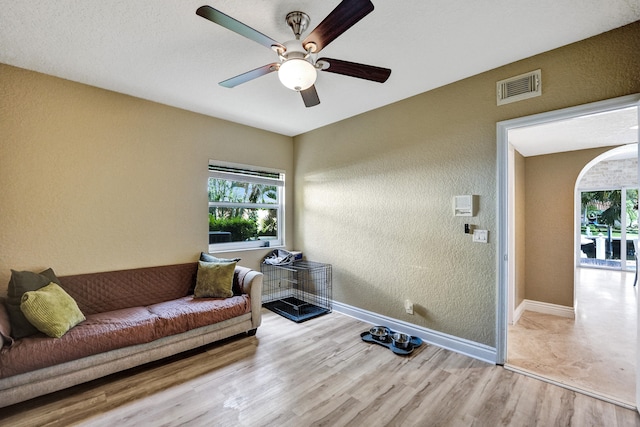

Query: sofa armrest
[
  {"left": 235, "top": 266, "right": 263, "bottom": 330},
  {"left": 0, "top": 298, "right": 14, "bottom": 347}
]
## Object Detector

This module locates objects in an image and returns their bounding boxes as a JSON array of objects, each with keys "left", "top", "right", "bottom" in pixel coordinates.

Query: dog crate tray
[
  {"left": 360, "top": 329, "right": 423, "bottom": 356},
  {"left": 264, "top": 297, "right": 330, "bottom": 323}
]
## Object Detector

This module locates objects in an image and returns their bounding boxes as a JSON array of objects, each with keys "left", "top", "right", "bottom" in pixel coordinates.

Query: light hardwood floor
[
  {"left": 507, "top": 267, "right": 637, "bottom": 407},
  {"left": 1, "top": 309, "right": 639, "bottom": 426}
]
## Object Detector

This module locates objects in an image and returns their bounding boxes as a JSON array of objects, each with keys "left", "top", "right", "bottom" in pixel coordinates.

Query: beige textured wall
[
  {"left": 524, "top": 147, "right": 612, "bottom": 306},
  {"left": 0, "top": 64, "right": 293, "bottom": 292},
  {"left": 514, "top": 150, "right": 526, "bottom": 308},
  {"left": 293, "top": 21, "right": 640, "bottom": 346}
]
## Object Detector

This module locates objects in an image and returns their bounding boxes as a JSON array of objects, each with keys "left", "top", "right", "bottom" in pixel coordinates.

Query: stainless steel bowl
[
  {"left": 391, "top": 332, "right": 411, "bottom": 349},
  {"left": 369, "top": 326, "right": 389, "bottom": 341}
]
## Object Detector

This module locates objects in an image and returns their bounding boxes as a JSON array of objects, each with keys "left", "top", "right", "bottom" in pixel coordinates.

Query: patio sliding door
[{"left": 580, "top": 187, "right": 638, "bottom": 270}]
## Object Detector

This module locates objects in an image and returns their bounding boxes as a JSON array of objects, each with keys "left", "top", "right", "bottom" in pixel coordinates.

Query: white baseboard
[
  {"left": 519, "top": 299, "right": 575, "bottom": 319},
  {"left": 331, "top": 301, "right": 497, "bottom": 364},
  {"left": 513, "top": 300, "right": 526, "bottom": 324}
]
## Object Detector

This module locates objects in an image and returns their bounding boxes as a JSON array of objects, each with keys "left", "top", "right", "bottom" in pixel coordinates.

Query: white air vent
[{"left": 497, "top": 69, "right": 541, "bottom": 106}]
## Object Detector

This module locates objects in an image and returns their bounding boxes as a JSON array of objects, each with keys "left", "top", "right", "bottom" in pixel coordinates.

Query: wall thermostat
[{"left": 454, "top": 195, "right": 478, "bottom": 217}]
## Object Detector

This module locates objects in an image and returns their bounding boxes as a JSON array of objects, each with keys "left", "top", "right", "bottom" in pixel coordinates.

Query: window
[{"left": 208, "top": 161, "right": 284, "bottom": 251}]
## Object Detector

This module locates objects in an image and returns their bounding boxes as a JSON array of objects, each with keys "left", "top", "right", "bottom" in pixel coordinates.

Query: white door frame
[{"left": 495, "top": 94, "right": 640, "bottom": 368}]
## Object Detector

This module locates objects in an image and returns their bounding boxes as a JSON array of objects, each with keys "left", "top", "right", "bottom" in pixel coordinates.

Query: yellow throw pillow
[
  {"left": 194, "top": 261, "right": 236, "bottom": 298},
  {"left": 20, "top": 282, "right": 85, "bottom": 338}
]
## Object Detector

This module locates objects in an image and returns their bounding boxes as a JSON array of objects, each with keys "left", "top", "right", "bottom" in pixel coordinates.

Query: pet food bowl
[
  {"left": 391, "top": 332, "right": 411, "bottom": 349},
  {"left": 369, "top": 326, "right": 389, "bottom": 341}
]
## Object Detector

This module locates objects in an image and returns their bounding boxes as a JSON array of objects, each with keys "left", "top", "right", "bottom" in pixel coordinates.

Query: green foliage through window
[
  {"left": 207, "top": 164, "right": 284, "bottom": 248},
  {"left": 208, "top": 216, "right": 257, "bottom": 241}
]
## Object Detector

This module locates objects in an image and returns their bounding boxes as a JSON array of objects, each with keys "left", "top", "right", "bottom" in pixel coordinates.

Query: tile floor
[{"left": 507, "top": 267, "right": 637, "bottom": 407}]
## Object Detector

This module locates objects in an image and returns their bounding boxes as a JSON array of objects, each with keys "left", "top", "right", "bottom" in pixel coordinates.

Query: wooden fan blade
[
  {"left": 219, "top": 64, "right": 279, "bottom": 88},
  {"left": 196, "top": 6, "right": 284, "bottom": 51},
  {"left": 318, "top": 57, "right": 391, "bottom": 83},
  {"left": 302, "top": 0, "right": 374, "bottom": 53},
  {"left": 300, "top": 85, "right": 320, "bottom": 107}
]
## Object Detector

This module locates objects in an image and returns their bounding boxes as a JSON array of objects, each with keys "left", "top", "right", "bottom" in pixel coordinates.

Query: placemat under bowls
[{"left": 360, "top": 326, "right": 423, "bottom": 355}]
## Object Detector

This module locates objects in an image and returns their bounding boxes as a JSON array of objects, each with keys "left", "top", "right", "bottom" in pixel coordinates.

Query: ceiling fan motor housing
[{"left": 285, "top": 11, "right": 310, "bottom": 39}]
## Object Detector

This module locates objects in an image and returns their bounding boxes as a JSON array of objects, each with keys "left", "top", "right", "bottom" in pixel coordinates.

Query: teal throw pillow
[{"left": 200, "top": 252, "right": 241, "bottom": 263}]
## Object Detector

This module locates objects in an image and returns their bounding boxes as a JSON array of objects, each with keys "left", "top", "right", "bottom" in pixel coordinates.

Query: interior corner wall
[
  {"left": 523, "top": 147, "right": 612, "bottom": 307},
  {"left": 292, "top": 21, "right": 640, "bottom": 347},
  {"left": 0, "top": 64, "right": 294, "bottom": 291},
  {"left": 514, "top": 150, "right": 526, "bottom": 308}
]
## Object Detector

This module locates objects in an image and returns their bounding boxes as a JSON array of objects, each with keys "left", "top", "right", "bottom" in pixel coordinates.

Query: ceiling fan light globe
[{"left": 278, "top": 59, "right": 317, "bottom": 91}]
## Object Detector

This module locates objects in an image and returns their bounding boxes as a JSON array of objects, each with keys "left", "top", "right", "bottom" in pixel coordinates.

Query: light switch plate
[{"left": 473, "top": 229, "right": 488, "bottom": 243}]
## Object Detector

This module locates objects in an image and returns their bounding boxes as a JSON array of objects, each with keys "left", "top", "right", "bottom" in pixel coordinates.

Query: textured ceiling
[{"left": 1, "top": 1, "right": 639, "bottom": 136}]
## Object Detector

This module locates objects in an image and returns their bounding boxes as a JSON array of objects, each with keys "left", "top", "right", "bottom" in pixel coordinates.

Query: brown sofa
[{"left": 0, "top": 262, "right": 263, "bottom": 408}]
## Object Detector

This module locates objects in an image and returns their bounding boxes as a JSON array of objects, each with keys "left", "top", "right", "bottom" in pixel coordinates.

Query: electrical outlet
[{"left": 473, "top": 229, "right": 488, "bottom": 243}]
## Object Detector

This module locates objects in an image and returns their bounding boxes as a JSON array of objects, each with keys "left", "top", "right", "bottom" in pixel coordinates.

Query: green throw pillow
[
  {"left": 6, "top": 268, "right": 61, "bottom": 339},
  {"left": 20, "top": 282, "right": 85, "bottom": 338},
  {"left": 194, "top": 261, "right": 236, "bottom": 298}
]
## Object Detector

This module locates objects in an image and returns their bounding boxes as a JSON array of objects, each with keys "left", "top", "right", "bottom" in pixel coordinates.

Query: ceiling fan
[{"left": 196, "top": 0, "right": 391, "bottom": 107}]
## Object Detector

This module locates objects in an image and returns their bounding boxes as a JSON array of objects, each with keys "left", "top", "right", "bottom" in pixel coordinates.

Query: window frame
[{"left": 208, "top": 161, "right": 285, "bottom": 252}]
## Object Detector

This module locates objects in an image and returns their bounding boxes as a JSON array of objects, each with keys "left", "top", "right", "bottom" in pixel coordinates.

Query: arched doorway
[{"left": 576, "top": 145, "right": 638, "bottom": 272}]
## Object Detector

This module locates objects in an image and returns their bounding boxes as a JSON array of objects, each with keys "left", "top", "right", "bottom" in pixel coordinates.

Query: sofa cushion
[
  {"left": 20, "top": 283, "right": 86, "bottom": 338},
  {"left": 6, "top": 268, "right": 61, "bottom": 339},
  {"left": 147, "top": 295, "right": 251, "bottom": 336},
  {"left": 0, "top": 307, "right": 159, "bottom": 379},
  {"left": 194, "top": 261, "right": 236, "bottom": 298},
  {"left": 59, "top": 263, "right": 198, "bottom": 315}
]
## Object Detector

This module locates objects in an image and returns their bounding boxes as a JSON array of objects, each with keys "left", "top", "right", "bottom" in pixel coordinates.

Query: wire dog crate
[{"left": 261, "top": 260, "right": 332, "bottom": 322}]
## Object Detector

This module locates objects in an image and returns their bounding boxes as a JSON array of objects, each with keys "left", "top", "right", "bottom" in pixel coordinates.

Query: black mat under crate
[{"left": 264, "top": 297, "right": 330, "bottom": 323}]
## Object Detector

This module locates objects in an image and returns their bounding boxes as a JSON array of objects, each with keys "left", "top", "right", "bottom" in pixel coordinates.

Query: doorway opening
[{"left": 496, "top": 94, "right": 640, "bottom": 408}]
